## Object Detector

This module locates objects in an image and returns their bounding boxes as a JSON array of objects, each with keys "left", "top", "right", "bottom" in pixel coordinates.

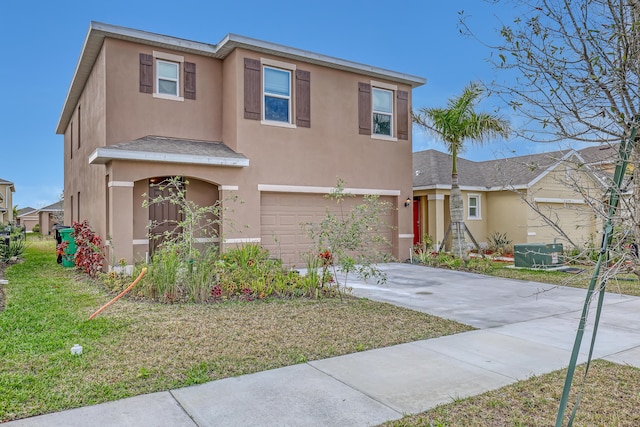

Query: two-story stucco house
[{"left": 56, "top": 22, "right": 425, "bottom": 270}]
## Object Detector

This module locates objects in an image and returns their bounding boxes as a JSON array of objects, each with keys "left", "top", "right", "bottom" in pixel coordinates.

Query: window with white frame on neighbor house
[
  {"left": 263, "top": 66, "right": 291, "bottom": 123},
  {"left": 157, "top": 60, "right": 179, "bottom": 97},
  {"left": 372, "top": 87, "right": 393, "bottom": 136},
  {"left": 468, "top": 194, "right": 481, "bottom": 219}
]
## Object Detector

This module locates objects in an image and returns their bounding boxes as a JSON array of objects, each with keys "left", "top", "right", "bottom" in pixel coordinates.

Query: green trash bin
[{"left": 59, "top": 228, "right": 77, "bottom": 267}]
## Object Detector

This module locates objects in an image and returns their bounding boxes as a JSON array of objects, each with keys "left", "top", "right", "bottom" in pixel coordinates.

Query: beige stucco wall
[
  {"left": 525, "top": 166, "right": 601, "bottom": 249},
  {"left": 104, "top": 39, "right": 224, "bottom": 145},
  {"left": 0, "top": 184, "right": 14, "bottom": 225},
  {"left": 63, "top": 42, "right": 107, "bottom": 236},
  {"left": 485, "top": 190, "right": 528, "bottom": 245}
]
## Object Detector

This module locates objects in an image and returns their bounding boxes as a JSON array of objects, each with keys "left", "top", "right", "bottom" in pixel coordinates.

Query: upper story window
[
  {"left": 468, "top": 194, "right": 481, "bottom": 220},
  {"left": 372, "top": 88, "right": 393, "bottom": 136},
  {"left": 157, "top": 60, "right": 179, "bottom": 97},
  {"left": 244, "top": 57, "right": 310, "bottom": 128},
  {"left": 139, "top": 52, "right": 196, "bottom": 101},
  {"left": 263, "top": 66, "right": 291, "bottom": 123},
  {"left": 358, "top": 81, "right": 409, "bottom": 141}
]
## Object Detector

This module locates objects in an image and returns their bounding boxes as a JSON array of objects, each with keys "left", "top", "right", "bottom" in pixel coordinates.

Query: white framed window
[
  {"left": 157, "top": 60, "right": 179, "bottom": 97},
  {"left": 372, "top": 87, "right": 393, "bottom": 136},
  {"left": 468, "top": 194, "right": 481, "bottom": 220},
  {"left": 263, "top": 66, "right": 292, "bottom": 123}
]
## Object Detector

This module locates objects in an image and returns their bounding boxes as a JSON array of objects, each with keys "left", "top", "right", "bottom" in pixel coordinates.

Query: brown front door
[{"left": 148, "top": 177, "right": 183, "bottom": 256}]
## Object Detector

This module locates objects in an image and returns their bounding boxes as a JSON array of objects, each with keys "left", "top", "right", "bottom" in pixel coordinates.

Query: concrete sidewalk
[{"left": 6, "top": 263, "right": 640, "bottom": 426}]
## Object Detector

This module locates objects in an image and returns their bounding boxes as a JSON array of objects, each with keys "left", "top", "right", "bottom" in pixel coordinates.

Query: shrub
[
  {"left": 488, "top": 231, "right": 513, "bottom": 254},
  {"left": 302, "top": 179, "right": 393, "bottom": 297},
  {"left": 139, "top": 243, "right": 317, "bottom": 303},
  {"left": 0, "top": 237, "right": 26, "bottom": 263},
  {"left": 72, "top": 220, "right": 105, "bottom": 277},
  {"left": 32, "top": 223, "right": 40, "bottom": 233}
]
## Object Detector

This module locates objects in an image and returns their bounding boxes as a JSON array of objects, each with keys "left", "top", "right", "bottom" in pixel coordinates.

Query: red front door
[{"left": 413, "top": 199, "right": 420, "bottom": 245}]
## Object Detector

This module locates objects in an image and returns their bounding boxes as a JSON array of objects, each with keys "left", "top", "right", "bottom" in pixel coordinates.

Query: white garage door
[{"left": 260, "top": 192, "right": 394, "bottom": 267}]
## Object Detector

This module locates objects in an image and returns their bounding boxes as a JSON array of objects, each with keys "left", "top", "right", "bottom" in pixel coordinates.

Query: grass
[
  {"left": 381, "top": 360, "right": 640, "bottom": 426},
  {"left": 0, "top": 238, "right": 473, "bottom": 422},
  {"left": 489, "top": 262, "right": 640, "bottom": 296}
]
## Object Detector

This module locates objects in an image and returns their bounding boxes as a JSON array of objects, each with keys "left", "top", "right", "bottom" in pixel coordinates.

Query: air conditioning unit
[{"left": 514, "top": 243, "right": 564, "bottom": 268}]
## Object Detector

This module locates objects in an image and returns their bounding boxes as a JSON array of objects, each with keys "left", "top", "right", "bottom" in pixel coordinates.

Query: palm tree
[{"left": 413, "top": 82, "right": 510, "bottom": 258}]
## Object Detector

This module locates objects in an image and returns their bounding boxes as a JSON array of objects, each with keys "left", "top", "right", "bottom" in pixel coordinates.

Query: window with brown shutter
[
  {"left": 397, "top": 90, "right": 409, "bottom": 140},
  {"left": 139, "top": 53, "right": 153, "bottom": 94},
  {"left": 295, "top": 69, "right": 310, "bottom": 127},
  {"left": 358, "top": 82, "right": 372, "bottom": 135},
  {"left": 244, "top": 58, "right": 261, "bottom": 120},
  {"left": 184, "top": 62, "right": 196, "bottom": 100}
]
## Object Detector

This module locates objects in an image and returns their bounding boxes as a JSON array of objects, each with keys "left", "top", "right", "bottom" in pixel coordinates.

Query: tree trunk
[{"left": 450, "top": 173, "right": 467, "bottom": 259}]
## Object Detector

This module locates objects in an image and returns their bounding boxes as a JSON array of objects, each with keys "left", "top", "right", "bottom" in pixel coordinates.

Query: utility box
[{"left": 514, "top": 243, "right": 564, "bottom": 268}]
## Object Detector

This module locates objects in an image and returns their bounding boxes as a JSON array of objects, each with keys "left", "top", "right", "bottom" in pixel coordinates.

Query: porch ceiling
[{"left": 89, "top": 136, "right": 249, "bottom": 167}]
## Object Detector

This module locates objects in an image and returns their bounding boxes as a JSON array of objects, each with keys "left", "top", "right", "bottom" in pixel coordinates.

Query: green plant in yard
[
  {"left": 413, "top": 234, "right": 435, "bottom": 264},
  {"left": 214, "top": 244, "right": 310, "bottom": 300},
  {"left": 71, "top": 220, "right": 104, "bottom": 277},
  {"left": 466, "top": 257, "right": 494, "bottom": 274},
  {"left": 302, "top": 179, "right": 393, "bottom": 297},
  {"left": 140, "top": 177, "right": 239, "bottom": 302},
  {"left": 487, "top": 231, "right": 512, "bottom": 255},
  {"left": 0, "top": 236, "right": 25, "bottom": 263}
]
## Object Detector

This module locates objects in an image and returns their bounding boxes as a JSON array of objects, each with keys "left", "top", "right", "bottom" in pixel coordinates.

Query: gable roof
[
  {"left": 17, "top": 207, "right": 37, "bottom": 217},
  {"left": 413, "top": 148, "right": 596, "bottom": 190},
  {"left": 57, "top": 22, "right": 426, "bottom": 134},
  {"left": 577, "top": 143, "right": 619, "bottom": 166},
  {"left": 0, "top": 178, "right": 15, "bottom": 192},
  {"left": 38, "top": 201, "right": 63, "bottom": 212}
]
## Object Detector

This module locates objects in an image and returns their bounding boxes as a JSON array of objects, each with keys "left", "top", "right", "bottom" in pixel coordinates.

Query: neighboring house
[
  {"left": 37, "top": 201, "right": 64, "bottom": 236},
  {"left": 412, "top": 147, "right": 607, "bottom": 251},
  {"left": 0, "top": 179, "right": 15, "bottom": 226},
  {"left": 16, "top": 202, "right": 64, "bottom": 234},
  {"left": 57, "top": 22, "right": 425, "bottom": 270},
  {"left": 16, "top": 207, "right": 38, "bottom": 231}
]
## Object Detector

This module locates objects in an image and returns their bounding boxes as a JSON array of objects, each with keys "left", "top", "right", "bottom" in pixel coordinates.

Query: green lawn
[{"left": 0, "top": 238, "right": 472, "bottom": 422}]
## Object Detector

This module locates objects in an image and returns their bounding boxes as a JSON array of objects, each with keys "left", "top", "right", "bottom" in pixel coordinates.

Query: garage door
[
  {"left": 260, "top": 192, "right": 395, "bottom": 266},
  {"left": 530, "top": 202, "right": 597, "bottom": 247}
]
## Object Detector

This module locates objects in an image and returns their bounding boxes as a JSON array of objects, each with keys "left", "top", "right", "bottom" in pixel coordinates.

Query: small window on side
[{"left": 468, "top": 195, "right": 481, "bottom": 220}]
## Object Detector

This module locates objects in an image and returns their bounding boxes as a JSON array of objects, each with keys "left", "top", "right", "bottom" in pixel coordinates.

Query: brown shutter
[
  {"left": 358, "top": 82, "right": 371, "bottom": 135},
  {"left": 139, "top": 53, "right": 153, "bottom": 94},
  {"left": 397, "top": 90, "right": 409, "bottom": 140},
  {"left": 184, "top": 61, "right": 196, "bottom": 100},
  {"left": 295, "top": 69, "right": 311, "bottom": 128},
  {"left": 244, "top": 58, "right": 261, "bottom": 120}
]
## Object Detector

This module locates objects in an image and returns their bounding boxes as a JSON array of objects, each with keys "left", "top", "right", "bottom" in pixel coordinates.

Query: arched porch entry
[{"left": 136, "top": 176, "right": 221, "bottom": 260}]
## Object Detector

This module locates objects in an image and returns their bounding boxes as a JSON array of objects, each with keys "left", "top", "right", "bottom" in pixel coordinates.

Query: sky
[{"left": 0, "top": 0, "right": 566, "bottom": 210}]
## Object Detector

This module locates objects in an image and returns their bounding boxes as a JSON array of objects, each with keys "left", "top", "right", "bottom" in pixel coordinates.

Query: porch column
[
  {"left": 108, "top": 181, "right": 134, "bottom": 271},
  {"left": 428, "top": 194, "right": 445, "bottom": 250}
]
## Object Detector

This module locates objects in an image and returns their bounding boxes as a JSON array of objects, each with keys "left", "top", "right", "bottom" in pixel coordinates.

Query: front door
[
  {"left": 148, "top": 177, "right": 183, "bottom": 256},
  {"left": 413, "top": 198, "right": 420, "bottom": 245}
]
